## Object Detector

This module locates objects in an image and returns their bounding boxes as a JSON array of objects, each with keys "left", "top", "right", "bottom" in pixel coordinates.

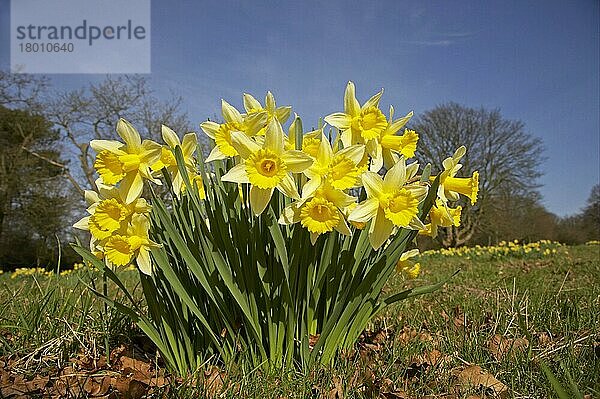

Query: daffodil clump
[
  {"left": 74, "top": 121, "right": 203, "bottom": 274},
  {"left": 73, "top": 82, "right": 481, "bottom": 375}
]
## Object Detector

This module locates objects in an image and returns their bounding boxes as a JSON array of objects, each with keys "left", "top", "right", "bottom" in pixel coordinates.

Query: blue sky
[{"left": 1, "top": 0, "right": 598, "bottom": 216}]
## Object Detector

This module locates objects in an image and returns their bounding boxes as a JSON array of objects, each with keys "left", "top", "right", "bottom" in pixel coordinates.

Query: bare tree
[
  {"left": 0, "top": 69, "right": 49, "bottom": 112},
  {"left": 412, "top": 102, "right": 545, "bottom": 246},
  {"left": 45, "top": 75, "right": 193, "bottom": 192}
]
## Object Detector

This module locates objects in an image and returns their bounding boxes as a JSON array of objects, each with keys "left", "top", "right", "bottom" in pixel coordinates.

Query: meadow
[{"left": 0, "top": 240, "right": 598, "bottom": 398}]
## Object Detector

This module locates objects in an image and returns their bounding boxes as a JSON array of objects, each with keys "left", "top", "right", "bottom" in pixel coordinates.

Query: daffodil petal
[
  {"left": 90, "top": 139, "right": 125, "bottom": 153},
  {"left": 181, "top": 133, "right": 198, "bottom": 158},
  {"left": 301, "top": 177, "right": 321, "bottom": 199},
  {"left": 206, "top": 146, "right": 228, "bottom": 162},
  {"left": 383, "top": 157, "right": 407, "bottom": 191},
  {"left": 382, "top": 148, "right": 397, "bottom": 170},
  {"left": 141, "top": 140, "right": 163, "bottom": 165},
  {"left": 316, "top": 134, "right": 333, "bottom": 166},
  {"left": 369, "top": 208, "right": 394, "bottom": 250},
  {"left": 161, "top": 125, "right": 180, "bottom": 148},
  {"left": 275, "top": 106, "right": 292, "bottom": 123},
  {"left": 406, "top": 185, "right": 428, "bottom": 201},
  {"left": 361, "top": 89, "right": 384, "bottom": 111},
  {"left": 250, "top": 186, "right": 273, "bottom": 215},
  {"left": 117, "top": 119, "right": 142, "bottom": 151},
  {"left": 120, "top": 172, "right": 144, "bottom": 204},
  {"left": 324, "top": 113, "right": 352, "bottom": 130},
  {"left": 326, "top": 188, "right": 356, "bottom": 208},
  {"left": 406, "top": 162, "right": 419, "bottom": 179},
  {"left": 230, "top": 131, "right": 261, "bottom": 158},
  {"left": 349, "top": 197, "right": 379, "bottom": 223},
  {"left": 388, "top": 111, "right": 413, "bottom": 134},
  {"left": 243, "top": 93, "right": 262, "bottom": 112},
  {"left": 340, "top": 129, "right": 353, "bottom": 147},
  {"left": 221, "top": 99, "right": 243, "bottom": 124},
  {"left": 136, "top": 247, "right": 152, "bottom": 275},
  {"left": 344, "top": 81, "right": 360, "bottom": 116},
  {"left": 337, "top": 144, "right": 365, "bottom": 165},
  {"left": 84, "top": 190, "right": 100, "bottom": 206},
  {"left": 245, "top": 112, "right": 268, "bottom": 135},
  {"left": 73, "top": 216, "right": 90, "bottom": 230},
  {"left": 200, "top": 121, "right": 220, "bottom": 139},
  {"left": 279, "top": 202, "right": 302, "bottom": 225},
  {"left": 171, "top": 173, "right": 184, "bottom": 194},
  {"left": 400, "top": 249, "right": 420, "bottom": 261},
  {"left": 265, "top": 119, "right": 284, "bottom": 155},
  {"left": 276, "top": 174, "right": 300, "bottom": 199},
  {"left": 408, "top": 216, "right": 426, "bottom": 230},
  {"left": 334, "top": 216, "right": 352, "bottom": 236},
  {"left": 221, "top": 163, "right": 250, "bottom": 184},
  {"left": 262, "top": 91, "right": 275, "bottom": 109},
  {"left": 361, "top": 171, "right": 384, "bottom": 198},
  {"left": 282, "top": 150, "right": 314, "bottom": 173},
  {"left": 370, "top": 151, "right": 384, "bottom": 173},
  {"left": 442, "top": 157, "right": 456, "bottom": 171},
  {"left": 453, "top": 146, "right": 466, "bottom": 161}
]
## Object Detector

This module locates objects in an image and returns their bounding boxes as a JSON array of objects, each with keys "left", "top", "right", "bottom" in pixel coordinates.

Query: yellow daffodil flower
[
  {"left": 303, "top": 133, "right": 365, "bottom": 193},
  {"left": 279, "top": 180, "right": 355, "bottom": 244},
  {"left": 243, "top": 91, "right": 292, "bottom": 128},
  {"left": 200, "top": 100, "right": 267, "bottom": 162},
  {"left": 432, "top": 146, "right": 479, "bottom": 205},
  {"left": 74, "top": 178, "right": 152, "bottom": 263},
  {"left": 396, "top": 249, "right": 421, "bottom": 279},
  {"left": 443, "top": 172, "right": 479, "bottom": 205},
  {"left": 104, "top": 214, "right": 159, "bottom": 274},
  {"left": 371, "top": 106, "right": 419, "bottom": 171},
  {"left": 220, "top": 119, "right": 313, "bottom": 215},
  {"left": 324, "top": 81, "right": 387, "bottom": 147},
  {"left": 349, "top": 158, "right": 427, "bottom": 249},
  {"left": 151, "top": 125, "right": 201, "bottom": 196},
  {"left": 90, "top": 119, "right": 162, "bottom": 204},
  {"left": 419, "top": 199, "right": 462, "bottom": 238},
  {"left": 74, "top": 179, "right": 152, "bottom": 239}
]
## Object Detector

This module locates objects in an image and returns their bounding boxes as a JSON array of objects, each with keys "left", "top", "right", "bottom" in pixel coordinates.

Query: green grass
[{"left": 1, "top": 243, "right": 598, "bottom": 398}]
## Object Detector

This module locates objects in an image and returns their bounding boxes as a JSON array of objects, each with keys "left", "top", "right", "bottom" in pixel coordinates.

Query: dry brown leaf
[
  {"left": 488, "top": 334, "right": 529, "bottom": 361},
  {"left": 82, "top": 376, "right": 103, "bottom": 396},
  {"left": 453, "top": 365, "right": 508, "bottom": 397},
  {"left": 328, "top": 375, "right": 344, "bottom": 399},
  {"left": 403, "top": 349, "right": 450, "bottom": 380},
  {"left": 381, "top": 391, "right": 411, "bottom": 399},
  {"left": 397, "top": 327, "right": 419, "bottom": 344},
  {"left": 203, "top": 365, "right": 227, "bottom": 397},
  {"left": 441, "top": 306, "right": 468, "bottom": 330},
  {"left": 395, "top": 326, "right": 433, "bottom": 345}
]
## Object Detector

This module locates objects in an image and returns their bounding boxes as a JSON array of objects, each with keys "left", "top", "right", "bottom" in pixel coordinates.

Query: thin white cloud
[
  {"left": 401, "top": 31, "right": 474, "bottom": 46},
  {"left": 401, "top": 39, "right": 454, "bottom": 46}
]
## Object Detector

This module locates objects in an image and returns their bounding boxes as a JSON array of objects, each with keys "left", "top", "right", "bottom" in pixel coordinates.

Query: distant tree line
[
  {"left": 0, "top": 71, "right": 597, "bottom": 269},
  {"left": 411, "top": 103, "right": 599, "bottom": 248}
]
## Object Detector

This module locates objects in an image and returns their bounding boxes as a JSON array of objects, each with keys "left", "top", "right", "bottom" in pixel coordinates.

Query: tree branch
[{"left": 21, "top": 146, "right": 85, "bottom": 196}]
